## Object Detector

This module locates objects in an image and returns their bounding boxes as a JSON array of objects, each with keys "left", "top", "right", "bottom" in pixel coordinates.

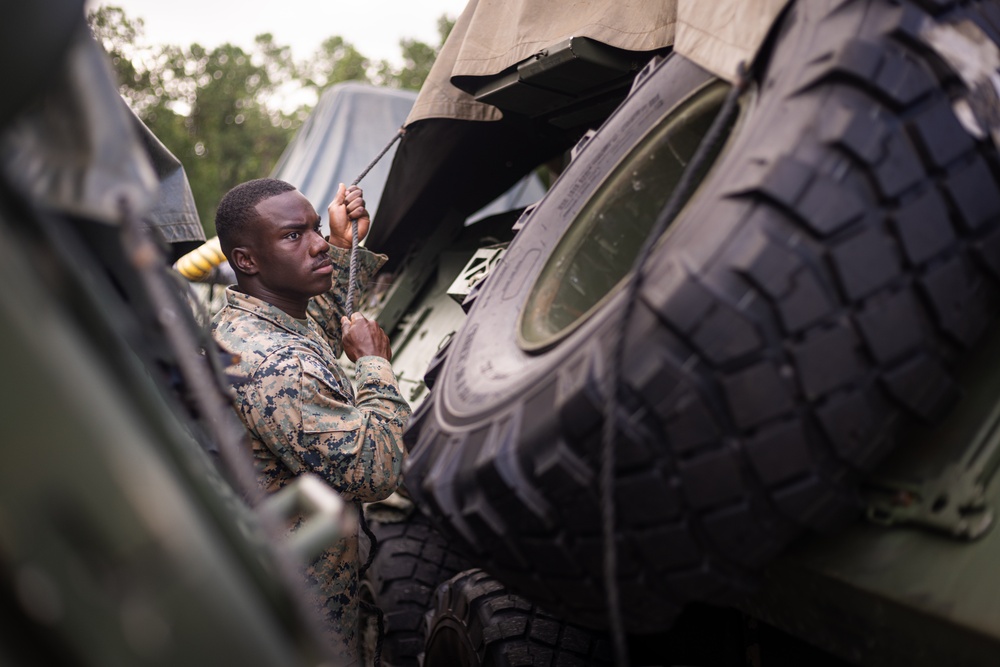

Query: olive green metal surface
[{"left": 745, "top": 325, "right": 1000, "bottom": 666}]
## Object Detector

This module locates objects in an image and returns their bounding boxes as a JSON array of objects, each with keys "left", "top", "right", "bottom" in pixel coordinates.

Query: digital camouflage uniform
[{"left": 212, "top": 244, "right": 410, "bottom": 664}]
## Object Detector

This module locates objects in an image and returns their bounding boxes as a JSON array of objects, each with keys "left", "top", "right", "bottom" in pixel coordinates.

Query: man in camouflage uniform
[{"left": 212, "top": 177, "right": 410, "bottom": 664}]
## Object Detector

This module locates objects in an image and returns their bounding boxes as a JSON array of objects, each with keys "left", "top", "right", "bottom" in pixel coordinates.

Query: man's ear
[{"left": 230, "top": 246, "right": 258, "bottom": 276}]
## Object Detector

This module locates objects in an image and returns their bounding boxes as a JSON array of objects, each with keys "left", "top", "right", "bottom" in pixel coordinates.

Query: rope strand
[
  {"left": 343, "top": 127, "right": 406, "bottom": 665},
  {"left": 345, "top": 127, "right": 406, "bottom": 317},
  {"left": 346, "top": 217, "right": 361, "bottom": 317},
  {"left": 358, "top": 511, "right": 385, "bottom": 666},
  {"left": 600, "top": 63, "right": 750, "bottom": 666}
]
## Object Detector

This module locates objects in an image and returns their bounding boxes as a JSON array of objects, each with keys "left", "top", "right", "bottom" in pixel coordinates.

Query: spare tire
[
  {"left": 423, "top": 569, "right": 613, "bottom": 667},
  {"left": 359, "top": 512, "right": 473, "bottom": 666},
  {"left": 404, "top": 0, "right": 1000, "bottom": 633}
]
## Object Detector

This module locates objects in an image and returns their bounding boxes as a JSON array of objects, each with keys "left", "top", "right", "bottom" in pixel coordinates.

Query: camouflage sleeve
[
  {"left": 248, "top": 346, "right": 410, "bottom": 503},
  {"left": 308, "top": 244, "right": 387, "bottom": 355}
]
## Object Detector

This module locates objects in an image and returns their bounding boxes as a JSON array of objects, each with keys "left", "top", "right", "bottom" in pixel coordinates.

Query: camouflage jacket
[{"left": 212, "top": 244, "right": 410, "bottom": 664}]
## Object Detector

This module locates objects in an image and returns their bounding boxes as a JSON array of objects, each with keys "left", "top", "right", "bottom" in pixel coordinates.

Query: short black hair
[{"left": 215, "top": 178, "right": 297, "bottom": 255}]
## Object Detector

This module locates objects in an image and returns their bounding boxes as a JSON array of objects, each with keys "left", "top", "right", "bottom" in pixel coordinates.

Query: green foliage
[
  {"left": 87, "top": 6, "right": 150, "bottom": 110},
  {"left": 376, "top": 39, "right": 436, "bottom": 90},
  {"left": 86, "top": 5, "right": 452, "bottom": 236},
  {"left": 302, "top": 36, "right": 370, "bottom": 91},
  {"left": 376, "top": 15, "right": 454, "bottom": 90}
]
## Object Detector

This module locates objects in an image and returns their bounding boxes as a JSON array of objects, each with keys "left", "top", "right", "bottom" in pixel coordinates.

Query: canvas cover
[
  {"left": 363, "top": 0, "right": 797, "bottom": 268},
  {"left": 674, "top": 0, "right": 791, "bottom": 83},
  {"left": 406, "top": 0, "right": 790, "bottom": 125}
]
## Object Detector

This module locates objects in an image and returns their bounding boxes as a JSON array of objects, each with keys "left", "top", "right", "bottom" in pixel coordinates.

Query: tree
[
  {"left": 89, "top": 7, "right": 302, "bottom": 233},
  {"left": 376, "top": 14, "right": 454, "bottom": 90},
  {"left": 87, "top": 5, "right": 154, "bottom": 112},
  {"left": 87, "top": 5, "right": 455, "bottom": 235},
  {"left": 180, "top": 41, "right": 299, "bottom": 227},
  {"left": 301, "top": 36, "right": 371, "bottom": 92}
]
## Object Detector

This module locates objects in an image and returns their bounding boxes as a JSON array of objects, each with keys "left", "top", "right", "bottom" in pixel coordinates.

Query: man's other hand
[{"left": 341, "top": 312, "right": 392, "bottom": 362}]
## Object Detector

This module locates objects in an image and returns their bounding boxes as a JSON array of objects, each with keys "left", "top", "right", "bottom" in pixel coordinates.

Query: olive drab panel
[{"left": 0, "top": 25, "right": 158, "bottom": 225}]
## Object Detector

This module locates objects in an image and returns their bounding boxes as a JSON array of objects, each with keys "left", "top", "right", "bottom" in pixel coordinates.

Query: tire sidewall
[{"left": 437, "top": 54, "right": 720, "bottom": 426}]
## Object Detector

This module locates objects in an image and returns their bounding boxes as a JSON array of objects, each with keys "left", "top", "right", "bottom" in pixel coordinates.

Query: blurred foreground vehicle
[
  {"left": 0, "top": 2, "right": 354, "bottom": 665},
  {"left": 353, "top": 0, "right": 1000, "bottom": 664}
]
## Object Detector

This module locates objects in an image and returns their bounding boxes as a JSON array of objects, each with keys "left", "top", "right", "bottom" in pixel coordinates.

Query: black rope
[
  {"left": 358, "top": 509, "right": 378, "bottom": 577},
  {"left": 344, "top": 126, "right": 406, "bottom": 665},
  {"left": 358, "top": 510, "right": 385, "bottom": 666},
  {"left": 346, "top": 127, "right": 406, "bottom": 317},
  {"left": 599, "top": 62, "right": 751, "bottom": 666},
  {"left": 352, "top": 127, "right": 407, "bottom": 189}
]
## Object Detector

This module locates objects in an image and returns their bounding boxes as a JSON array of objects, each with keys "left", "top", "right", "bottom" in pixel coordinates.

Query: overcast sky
[{"left": 86, "top": 0, "right": 470, "bottom": 64}]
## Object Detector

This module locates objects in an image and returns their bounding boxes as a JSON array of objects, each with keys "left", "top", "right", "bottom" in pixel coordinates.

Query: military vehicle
[
  {"left": 0, "top": 2, "right": 362, "bottom": 665},
  {"left": 352, "top": 0, "right": 1000, "bottom": 664},
  {"left": 6, "top": 0, "right": 1000, "bottom": 665}
]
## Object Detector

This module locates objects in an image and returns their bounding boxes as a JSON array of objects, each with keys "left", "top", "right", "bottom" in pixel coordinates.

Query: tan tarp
[
  {"left": 675, "top": 0, "right": 791, "bottom": 82},
  {"left": 406, "top": 0, "right": 790, "bottom": 125}
]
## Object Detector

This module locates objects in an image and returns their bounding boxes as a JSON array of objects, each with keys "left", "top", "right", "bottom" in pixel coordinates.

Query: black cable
[
  {"left": 346, "top": 127, "right": 406, "bottom": 317},
  {"left": 346, "top": 127, "right": 407, "bottom": 663},
  {"left": 358, "top": 509, "right": 378, "bottom": 578},
  {"left": 358, "top": 509, "right": 384, "bottom": 666},
  {"left": 599, "top": 62, "right": 751, "bottom": 666}
]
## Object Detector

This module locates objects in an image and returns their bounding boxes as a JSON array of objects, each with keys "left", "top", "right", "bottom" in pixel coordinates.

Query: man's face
[{"left": 246, "top": 189, "right": 334, "bottom": 307}]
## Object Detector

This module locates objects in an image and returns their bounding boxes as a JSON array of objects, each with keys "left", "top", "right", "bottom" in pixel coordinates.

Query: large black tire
[
  {"left": 359, "top": 512, "right": 473, "bottom": 666},
  {"left": 422, "top": 569, "right": 613, "bottom": 667},
  {"left": 405, "top": 0, "right": 1000, "bottom": 633}
]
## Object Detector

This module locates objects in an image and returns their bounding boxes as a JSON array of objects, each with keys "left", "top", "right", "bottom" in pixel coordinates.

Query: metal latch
[
  {"left": 446, "top": 246, "right": 505, "bottom": 306},
  {"left": 865, "top": 398, "right": 1000, "bottom": 540}
]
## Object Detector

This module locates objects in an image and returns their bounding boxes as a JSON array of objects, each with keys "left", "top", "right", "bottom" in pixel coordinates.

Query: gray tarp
[
  {"left": 270, "top": 83, "right": 417, "bottom": 228},
  {"left": 271, "top": 82, "right": 544, "bottom": 236},
  {"left": 407, "top": 0, "right": 790, "bottom": 125},
  {"left": 130, "top": 111, "right": 205, "bottom": 251}
]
